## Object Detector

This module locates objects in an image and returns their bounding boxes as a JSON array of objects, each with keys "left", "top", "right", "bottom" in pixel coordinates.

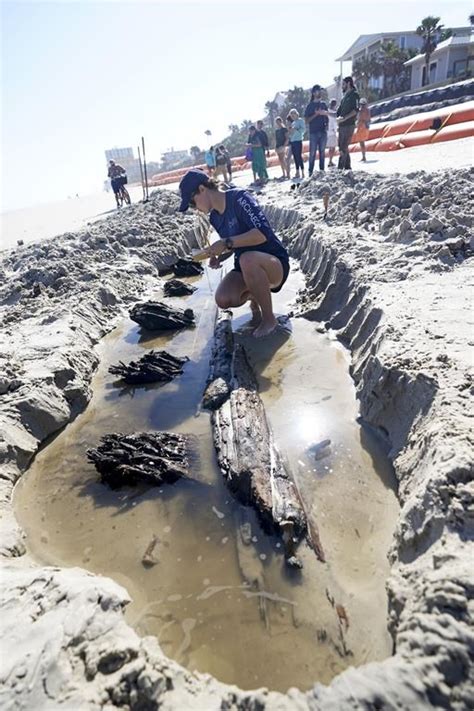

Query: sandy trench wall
[
  {"left": 0, "top": 191, "right": 204, "bottom": 557},
  {"left": 264, "top": 178, "right": 473, "bottom": 709},
  {"left": 1, "top": 177, "right": 473, "bottom": 710}
]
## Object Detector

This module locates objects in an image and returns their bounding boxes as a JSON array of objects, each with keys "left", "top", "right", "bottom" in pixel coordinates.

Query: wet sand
[{"left": 14, "top": 263, "right": 399, "bottom": 692}]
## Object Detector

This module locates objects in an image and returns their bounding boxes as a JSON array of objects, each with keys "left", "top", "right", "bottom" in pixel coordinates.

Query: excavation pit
[{"left": 13, "top": 261, "right": 399, "bottom": 693}]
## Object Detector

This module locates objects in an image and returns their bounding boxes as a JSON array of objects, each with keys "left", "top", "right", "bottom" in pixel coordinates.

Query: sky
[{"left": 1, "top": 0, "right": 470, "bottom": 211}]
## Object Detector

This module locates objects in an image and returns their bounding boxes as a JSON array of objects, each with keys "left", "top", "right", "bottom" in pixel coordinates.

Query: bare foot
[
  {"left": 253, "top": 318, "right": 278, "bottom": 338},
  {"left": 249, "top": 302, "right": 262, "bottom": 327}
]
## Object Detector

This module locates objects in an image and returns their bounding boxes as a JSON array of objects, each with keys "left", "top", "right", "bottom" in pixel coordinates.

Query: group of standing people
[
  {"left": 203, "top": 76, "right": 370, "bottom": 188},
  {"left": 246, "top": 76, "right": 371, "bottom": 183},
  {"left": 205, "top": 145, "right": 233, "bottom": 182},
  {"left": 301, "top": 76, "right": 371, "bottom": 174}
]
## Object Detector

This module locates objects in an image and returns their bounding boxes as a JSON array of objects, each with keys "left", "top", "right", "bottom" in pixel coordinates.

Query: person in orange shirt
[{"left": 354, "top": 98, "right": 371, "bottom": 162}]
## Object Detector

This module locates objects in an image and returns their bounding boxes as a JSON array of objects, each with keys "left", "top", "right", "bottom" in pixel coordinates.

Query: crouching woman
[{"left": 178, "top": 169, "right": 289, "bottom": 337}]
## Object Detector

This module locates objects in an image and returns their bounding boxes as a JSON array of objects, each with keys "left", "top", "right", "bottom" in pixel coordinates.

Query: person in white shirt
[{"left": 327, "top": 99, "right": 338, "bottom": 167}]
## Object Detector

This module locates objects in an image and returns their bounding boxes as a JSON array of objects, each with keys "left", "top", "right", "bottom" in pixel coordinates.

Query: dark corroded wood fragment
[
  {"left": 172, "top": 257, "right": 203, "bottom": 277},
  {"left": 109, "top": 350, "right": 188, "bottom": 384},
  {"left": 208, "top": 320, "right": 321, "bottom": 566},
  {"left": 163, "top": 279, "right": 196, "bottom": 297},
  {"left": 202, "top": 311, "right": 233, "bottom": 410},
  {"left": 87, "top": 431, "right": 190, "bottom": 489},
  {"left": 129, "top": 301, "right": 195, "bottom": 331}
]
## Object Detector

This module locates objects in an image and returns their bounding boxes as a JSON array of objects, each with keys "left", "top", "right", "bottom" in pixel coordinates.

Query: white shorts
[{"left": 327, "top": 132, "right": 337, "bottom": 149}]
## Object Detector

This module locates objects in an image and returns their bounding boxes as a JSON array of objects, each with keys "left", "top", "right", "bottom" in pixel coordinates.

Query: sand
[
  {"left": 2, "top": 138, "right": 472, "bottom": 251},
  {"left": 0, "top": 138, "right": 473, "bottom": 710}
]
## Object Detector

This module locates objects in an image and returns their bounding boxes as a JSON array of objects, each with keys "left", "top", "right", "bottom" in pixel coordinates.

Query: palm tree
[
  {"left": 380, "top": 41, "right": 411, "bottom": 97},
  {"left": 352, "top": 54, "right": 382, "bottom": 96},
  {"left": 282, "top": 86, "right": 307, "bottom": 118},
  {"left": 240, "top": 119, "right": 254, "bottom": 130},
  {"left": 416, "top": 16, "right": 444, "bottom": 86},
  {"left": 264, "top": 100, "right": 278, "bottom": 128}
]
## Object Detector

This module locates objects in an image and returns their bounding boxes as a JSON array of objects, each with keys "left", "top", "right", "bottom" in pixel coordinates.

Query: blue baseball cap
[{"left": 178, "top": 169, "right": 209, "bottom": 212}]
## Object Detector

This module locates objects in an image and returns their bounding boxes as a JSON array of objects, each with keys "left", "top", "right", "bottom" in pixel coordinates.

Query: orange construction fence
[{"left": 148, "top": 101, "right": 474, "bottom": 186}]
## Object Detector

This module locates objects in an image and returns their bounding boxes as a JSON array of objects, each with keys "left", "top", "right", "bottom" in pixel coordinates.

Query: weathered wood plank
[
  {"left": 206, "top": 315, "right": 324, "bottom": 566},
  {"left": 202, "top": 310, "right": 233, "bottom": 410}
]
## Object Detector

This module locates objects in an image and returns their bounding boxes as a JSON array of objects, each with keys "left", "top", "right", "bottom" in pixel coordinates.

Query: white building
[
  {"left": 404, "top": 28, "right": 474, "bottom": 90},
  {"left": 335, "top": 32, "right": 424, "bottom": 93},
  {"left": 161, "top": 148, "right": 189, "bottom": 170}
]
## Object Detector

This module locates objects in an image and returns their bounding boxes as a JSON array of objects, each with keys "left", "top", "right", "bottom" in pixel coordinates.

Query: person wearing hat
[
  {"left": 178, "top": 169, "right": 289, "bottom": 337},
  {"left": 353, "top": 98, "right": 371, "bottom": 162},
  {"left": 304, "top": 84, "right": 329, "bottom": 175},
  {"left": 107, "top": 160, "right": 127, "bottom": 208}
]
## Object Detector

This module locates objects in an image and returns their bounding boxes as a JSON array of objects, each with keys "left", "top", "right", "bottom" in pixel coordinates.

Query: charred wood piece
[
  {"left": 87, "top": 431, "right": 191, "bottom": 489},
  {"left": 202, "top": 311, "right": 234, "bottom": 410},
  {"left": 172, "top": 258, "right": 203, "bottom": 277},
  {"left": 163, "top": 279, "right": 196, "bottom": 297},
  {"left": 108, "top": 350, "right": 188, "bottom": 384},
  {"left": 129, "top": 301, "right": 195, "bottom": 331},
  {"left": 209, "top": 328, "right": 313, "bottom": 567}
]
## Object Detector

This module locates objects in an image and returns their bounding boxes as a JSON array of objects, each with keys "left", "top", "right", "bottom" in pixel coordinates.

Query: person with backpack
[
  {"left": 215, "top": 146, "right": 229, "bottom": 182},
  {"left": 304, "top": 84, "right": 329, "bottom": 175}
]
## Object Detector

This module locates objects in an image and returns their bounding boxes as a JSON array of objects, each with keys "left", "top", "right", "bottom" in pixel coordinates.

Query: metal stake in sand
[
  {"left": 141, "top": 136, "right": 149, "bottom": 201},
  {"left": 137, "top": 145, "right": 146, "bottom": 202},
  {"left": 323, "top": 192, "right": 330, "bottom": 220}
]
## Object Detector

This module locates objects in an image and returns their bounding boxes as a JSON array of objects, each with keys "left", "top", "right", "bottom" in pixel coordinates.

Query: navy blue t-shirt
[
  {"left": 304, "top": 100, "right": 328, "bottom": 133},
  {"left": 209, "top": 189, "right": 289, "bottom": 269}
]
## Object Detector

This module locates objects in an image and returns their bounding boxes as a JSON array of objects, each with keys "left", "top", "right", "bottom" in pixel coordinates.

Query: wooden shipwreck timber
[
  {"left": 163, "top": 278, "right": 196, "bottom": 297},
  {"left": 108, "top": 350, "right": 188, "bottom": 385},
  {"left": 129, "top": 301, "right": 195, "bottom": 331},
  {"left": 172, "top": 257, "right": 204, "bottom": 277},
  {"left": 204, "top": 311, "right": 325, "bottom": 568},
  {"left": 87, "top": 431, "right": 193, "bottom": 489}
]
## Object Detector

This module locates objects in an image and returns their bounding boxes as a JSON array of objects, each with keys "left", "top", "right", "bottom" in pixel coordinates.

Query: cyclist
[{"left": 107, "top": 160, "right": 129, "bottom": 208}]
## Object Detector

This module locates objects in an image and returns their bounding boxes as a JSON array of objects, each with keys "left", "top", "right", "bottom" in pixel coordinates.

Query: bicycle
[{"left": 112, "top": 174, "right": 131, "bottom": 208}]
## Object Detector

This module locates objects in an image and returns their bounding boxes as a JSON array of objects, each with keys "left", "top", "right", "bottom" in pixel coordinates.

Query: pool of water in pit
[{"left": 14, "top": 261, "right": 399, "bottom": 693}]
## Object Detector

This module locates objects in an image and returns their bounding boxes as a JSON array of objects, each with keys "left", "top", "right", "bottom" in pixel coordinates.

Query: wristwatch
[{"left": 225, "top": 238, "right": 234, "bottom": 251}]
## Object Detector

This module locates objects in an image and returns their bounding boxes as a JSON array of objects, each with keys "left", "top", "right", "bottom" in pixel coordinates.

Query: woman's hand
[
  {"left": 207, "top": 239, "right": 226, "bottom": 258},
  {"left": 209, "top": 255, "right": 221, "bottom": 269}
]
